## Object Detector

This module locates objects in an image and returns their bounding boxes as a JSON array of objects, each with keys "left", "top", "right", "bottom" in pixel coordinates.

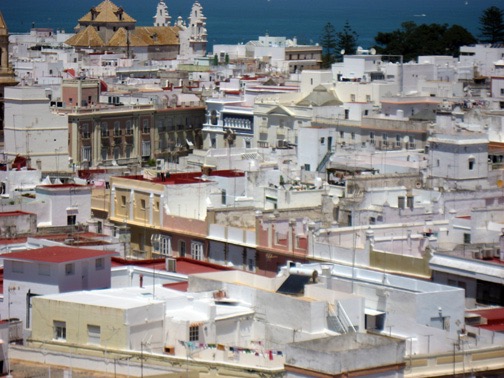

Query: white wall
[{"left": 4, "top": 87, "right": 69, "bottom": 172}]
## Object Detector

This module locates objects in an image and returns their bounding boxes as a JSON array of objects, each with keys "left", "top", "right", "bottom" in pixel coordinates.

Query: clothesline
[{"left": 178, "top": 340, "right": 283, "bottom": 360}]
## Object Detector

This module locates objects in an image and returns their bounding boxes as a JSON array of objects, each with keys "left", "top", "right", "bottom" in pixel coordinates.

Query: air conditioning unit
[
  {"left": 165, "top": 257, "right": 177, "bottom": 272},
  {"left": 472, "top": 250, "right": 482, "bottom": 259},
  {"left": 156, "top": 159, "right": 165, "bottom": 171},
  {"left": 482, "top": 248, "right": 493, "bottom": 259}
]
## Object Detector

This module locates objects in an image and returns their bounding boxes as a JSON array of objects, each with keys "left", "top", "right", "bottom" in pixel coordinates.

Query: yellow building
[{"left": 31, "top": 288, "right": 165, "bottom": 352}]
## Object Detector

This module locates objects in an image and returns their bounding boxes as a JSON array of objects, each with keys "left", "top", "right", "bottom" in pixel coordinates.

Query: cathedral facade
[
  {"left": 0, "top": 12, "right": 17, "bottom": 138},
  {"left": 65, "top": 0, "right": 207, "bottom": 59}
]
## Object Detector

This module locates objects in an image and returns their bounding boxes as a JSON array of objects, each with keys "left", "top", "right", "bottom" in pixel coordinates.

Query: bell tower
[
  {"left": 187, "top": 1, "right": 207, "bottom": 56},
  {"left": 0, "top": 12, "right": 17, "bottom": 140},
  {"left": 153, "top": 0, "right": 171, "bottom": 27}
]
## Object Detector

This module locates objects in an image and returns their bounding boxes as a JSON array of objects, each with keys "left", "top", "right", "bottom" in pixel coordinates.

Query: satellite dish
[
  {"left": 340, "top": 49, "right": 345, "bottom": 55},
  {"left": 370, "top": 48, "right": 376, "bottom": 55}
]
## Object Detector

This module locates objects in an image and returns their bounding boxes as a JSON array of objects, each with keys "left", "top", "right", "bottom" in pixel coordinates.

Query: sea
[{"left": 1, "top": 0, "right": 501, "bottom": 51}]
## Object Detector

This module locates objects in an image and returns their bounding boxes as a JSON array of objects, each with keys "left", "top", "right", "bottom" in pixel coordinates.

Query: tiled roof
[
  {"left": 78, "top": 0, "right": 136, "bottom": 24},
  {"left": 4, "top": 246, "right": 117, "bottom": 263},
  {"left": 107, "top": 26, "right": 180, "bottom": 47},
  {"left": 65, "top": 26, "right": 105, "bottom": 47},
  {"left": 0, "top": 211, "right": 34, "bottom": 217}
]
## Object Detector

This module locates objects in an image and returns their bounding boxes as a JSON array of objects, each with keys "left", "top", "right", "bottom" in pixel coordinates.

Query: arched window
[{"left": 210, "top": 110, "right": 218, "bottom": 125}]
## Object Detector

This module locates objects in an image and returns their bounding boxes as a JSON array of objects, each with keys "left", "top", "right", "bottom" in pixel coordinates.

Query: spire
[
  {"left": 0, "top": 12, "right": 8, "bottom": 36},
  {"left": 188, "top": 1, "right": 207, "bottom": 42},
  {"left": 153, "top": 0, "right": 171, "bottom": 27}
]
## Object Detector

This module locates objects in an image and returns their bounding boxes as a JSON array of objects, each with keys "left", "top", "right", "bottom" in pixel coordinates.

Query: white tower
[
  {"left": 187, "top": 1, "right": 207, "bottom": 55},
  {"left": 153, "top": 0, "right": 171, "bottom": 27}
]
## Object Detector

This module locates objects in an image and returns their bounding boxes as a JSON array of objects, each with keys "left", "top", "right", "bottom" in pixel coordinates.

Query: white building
[
  {"left": 34, "top": 183, "right": 92, "bottom": 228},
  {"left": 428, "top": 133, "right": 489, "bottom": 190},
  {"left": 3, "top": 86, "right": 69, "bottom": 173},
  {"left": 1, "top": 246, "right": 116, "bottom": 336}
]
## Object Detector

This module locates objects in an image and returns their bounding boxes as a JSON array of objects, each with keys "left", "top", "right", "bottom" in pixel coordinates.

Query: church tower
[
  {"left": 0, "top": 12, "right": 18, "bottom": 140},
  {"left": 187, "top": 2, "right": 207, "bottom": 56},
  {"left": 153, "top": 0, "right": 171, "bottom": 27}
]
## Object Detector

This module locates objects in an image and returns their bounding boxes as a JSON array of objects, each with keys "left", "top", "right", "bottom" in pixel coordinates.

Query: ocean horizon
[{"left": 1, "top": 0, "right": 501, "bottom": 51}]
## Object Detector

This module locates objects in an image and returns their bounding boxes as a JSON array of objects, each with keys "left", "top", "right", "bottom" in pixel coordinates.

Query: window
[
  {"left": 113, "top": 146, "right": 121, "bottom": 160},
  {"left": 101, "top": 122, "right": 109, "bottom": 137},
  {"left": 54, "top": 321, "right": 67, "bottom": 340},
  {"left": 339, "top": 131, "right": 344, "bottom": 138},
  {"left": 179, "top": 240, "right": 186, "bottom": 257},
  {"left": 189, "top": 325, "right": 199, "bottom": 341},
  {"left": 82, "top": 146, "right": 91, "bottom": 163},
  {"left": 468, "top": 158, "right": 475, "bottom": 170},
  {"left": 409, "top": 136, "right": 415, "bottom": 149},
  {"left": 87, "top": 325, "right": 100, "bottom": 344},
  {"left": 366, "top": 95, "right": 371, "bottom": 102},
  {"left": 125, "top": 145, "right": 133, "bottom": 158},
  {"left": 142, "top": 119, "right": 150, "bottom": 134},
  {"left": 407, "top": 195, "right": 414, "bottom": 210},
  {"left": 12, "top": 261, "right": 24, "bottom": 273},
  {"left": 248, "top": 258, "right": 254, "bottom": 271},
  {"left": 142, "top": 140, "right": 151, "bottom": 157},
  {"left": 38, "top": 263, "right": 50, "bottom": 276},
  {"left": 351, "top": 132, "right": 355, "bottom": 140},
  {"left": 395, "top": 134, "right": 401, "bottom": 147},
  {"left": 65, "top": 263, "right": 75, "bottom": 276},
  {"left": 160, "top": 235, "right": 172, "bottom": 256},
  {"left": 191, "top": 241, "right": 204, "bottom": 261},
  {"left": 463, "top": 233, "right": 471, "bottom": 244},
  {"left": 126, "top": 120, "right": 133, "bottom": 135},
  {"left": 398, "top": 196, "right": 405, "bottom": 210},
  {"left": 95, "top": 258, "right": 104, "bottom": 270},
  {"left": 369, "top": 132, "right": 375, "bottom": 145},
  {"left": 350, "top": 94, "right": 356, "bottom": 102},
  {"left": 67, "top": 215, "right": 76, "bottom": 225},
  {"left": 114, "top": 121, "right": 121, "bottom": 136},
  {"left": 221, "top": 189, "right": 226, "bottom": 205},
  {"left": 121, "top": 195, "right": 127, "bottom": 207},
  {"left": 81, "top": 123, "right": 90, "bottom": 139},
  {"left": 141, "top": 199, "right": 146, "bottom": 210}
]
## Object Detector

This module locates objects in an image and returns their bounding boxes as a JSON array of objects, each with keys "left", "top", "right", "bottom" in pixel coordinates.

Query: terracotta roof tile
[
  {"left": 78, "top": 0, "right": 136, "bottom": 24},
  {"left": 65, "top": 25, "right": 105, "bottom": 47},
  {"left": 108, "top": 26, "right": 180, "bottom": 47}
]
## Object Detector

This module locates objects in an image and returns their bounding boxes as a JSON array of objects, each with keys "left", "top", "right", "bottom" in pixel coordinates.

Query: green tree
[
  {"left": 443, "top": 25, "right": 477, "bottom": 56},
  {"left": 212, "top": 54, "right": 218, "bottom": 66},
  {"left": 320, "top": 22, "right": 337, "bottom": 68},
  {"left": 479, "top": 6, "right": 504, "bottom": 43},
  {"left": 336, "top": 21, "right": 358, "bottom": 60},
  {"left": 374, "top": 22, "right": 476, "bottom": 61}
]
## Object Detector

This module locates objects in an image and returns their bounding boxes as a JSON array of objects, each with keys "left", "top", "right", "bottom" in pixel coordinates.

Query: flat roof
[
  {"left": 3, "top": 246, "right": 117, "bottom": 263},
  {"left": 39, "top": 288, "right": 167, "bottom": 310}
]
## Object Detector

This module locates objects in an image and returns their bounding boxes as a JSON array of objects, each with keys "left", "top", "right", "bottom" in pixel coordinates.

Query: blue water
[{"left": 1, "top": 0, "right": 501, "bottom": 49}]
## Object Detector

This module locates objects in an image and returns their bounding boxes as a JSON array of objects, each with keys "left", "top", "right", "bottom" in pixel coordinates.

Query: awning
[{"left": 365, "top": 309, "right": 386, "bottom": 316}]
